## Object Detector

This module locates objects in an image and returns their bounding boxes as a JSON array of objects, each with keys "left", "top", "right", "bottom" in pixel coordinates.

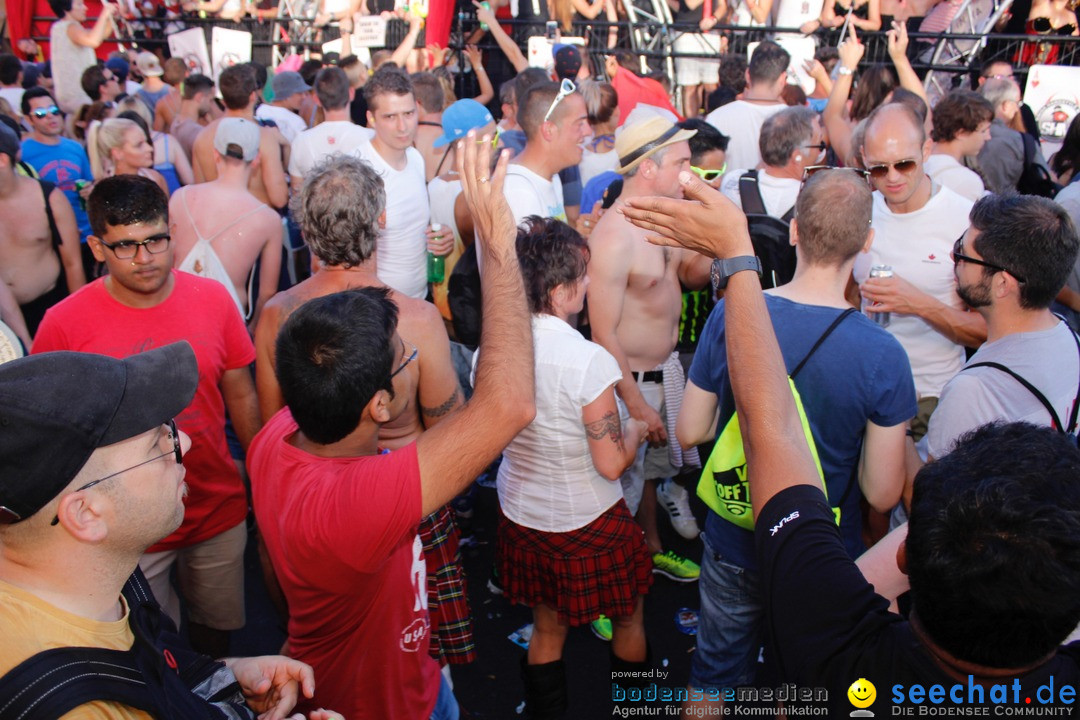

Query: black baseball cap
[{"left": 0, "top": 342, "right": 198, "bottom": 524}]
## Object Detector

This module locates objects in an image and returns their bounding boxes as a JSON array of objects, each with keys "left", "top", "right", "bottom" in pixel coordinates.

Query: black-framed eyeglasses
[
  {"left": 952, "top": 235, "right": 1026, "bottom": 284},
  {"left": 50, "top": 420, "right": 183, "bottom": 526},
  {"left": 31, "top": 105, "right": 62, "bottom": 118},
  {"left": 390, "top": 339, "right": 418, "bottom": 379},
  {"left": 803, "top": 142, "right": 828, "bottom": 153},
  {"left": 865, "top": 159, "right": 919, "bottom": 179},
  {"left": 543, "top": 78, "right": 576, "bottom": 124},
  {"left": 99, "top": 234, "right": 171, "bottom": 260}
]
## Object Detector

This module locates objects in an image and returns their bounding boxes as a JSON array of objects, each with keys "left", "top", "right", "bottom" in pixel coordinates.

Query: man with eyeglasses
[
  {"left": 20, "top": 87, "right": 96, "bottom": 249},
  {"left": 32, "top": 174, "right": 260, "bottom": 661},
  {"left": 80, "top": 64, "right": 121, "bottom": 104},
  {"left": 977, "top": 77, "right": 1051, "bottom": 196},
  {"left": 719, "top": 106, "right": 823, "bottom": 223},
  {"left": 0, "top": 343, "right": 328, "bottom": 718},
  {"left": 0, "top": 121, "right": 85, "bottom": 340},
  {"left": 921, "top": 194, "right": 1080, "bottom": 464},
  {"left": 855, "top": 102, "right": 984, "bottom": 440},
  {"left": 503, "top": 79, "right": 590, "bottom": 226}
]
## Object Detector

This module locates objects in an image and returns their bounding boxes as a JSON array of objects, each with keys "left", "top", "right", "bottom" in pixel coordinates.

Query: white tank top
[{"left": 49, "top": 19, "right": 95, "bottom": 114}]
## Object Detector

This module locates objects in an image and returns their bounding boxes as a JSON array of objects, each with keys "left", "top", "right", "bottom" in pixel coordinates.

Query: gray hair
[
  {"left": 623, "top": 144, "right": 671, "bottom": 179},
  {"left": 292, "top": 155, "right": 386, "bottom": 268},
  {"left": 980, "top": 77, "right": 1021, "bottom": 111},
  {"left": 760, "top": 106, "right": 816, "bottom": 168}
]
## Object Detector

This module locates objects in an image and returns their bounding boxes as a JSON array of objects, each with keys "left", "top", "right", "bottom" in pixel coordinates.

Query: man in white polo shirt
[
  {"left": 354, "top": 65, "right": 431, "bottom": 300},
  {"left": 855, "top": 103, "right": 986, "bottom": 435}
]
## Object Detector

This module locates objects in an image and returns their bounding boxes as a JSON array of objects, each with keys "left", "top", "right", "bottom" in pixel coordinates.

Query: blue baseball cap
[
  {"left": 433, "top": 99, "right": 494, "bottom": 149},
  {"left": 105, "top": 56, "right": 130, "bottom": 83}
]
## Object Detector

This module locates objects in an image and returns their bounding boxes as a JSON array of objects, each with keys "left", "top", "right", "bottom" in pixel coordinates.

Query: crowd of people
[{"left": 2, "top": 0, "right": 1080, "bottom": 718}]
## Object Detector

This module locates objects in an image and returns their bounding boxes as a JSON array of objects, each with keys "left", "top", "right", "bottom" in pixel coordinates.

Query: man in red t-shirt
[
  {"left": 32, "top": 174, "right": 260, "bottom": 660},
  {"left": 248, "top": 137, "right": 535, "bottom": 719}
]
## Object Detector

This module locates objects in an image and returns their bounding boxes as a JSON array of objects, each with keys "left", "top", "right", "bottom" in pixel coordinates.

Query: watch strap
[{"left": 711, "top": 255, "right": 762, "bottom": 292}]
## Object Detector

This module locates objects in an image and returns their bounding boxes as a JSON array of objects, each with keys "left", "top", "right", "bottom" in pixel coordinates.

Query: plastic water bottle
[
  {"left": 427, "top": 223, "right": 445, "bottom": 284},
  {"left": 479, "top": 1, "right": 491, "bottom": 30},
  {"left": 865, "top": 264, "right": 893, "bottom": 327}
]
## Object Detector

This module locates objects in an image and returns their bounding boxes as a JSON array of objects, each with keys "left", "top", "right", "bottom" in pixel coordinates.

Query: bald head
[
  {"left": 795, "top": 169, "right": 873, "bottom": 267},
  {"left": 864, "top": 102, "right": 926, "bottom": 148}
]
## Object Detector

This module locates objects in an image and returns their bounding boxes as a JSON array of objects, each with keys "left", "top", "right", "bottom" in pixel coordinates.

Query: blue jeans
[
  {"left": 430, "top": 672, "right": 459, "bottom": 720},
  {"left": 687, "top": 537, "right": 762, "bottom": 689}
]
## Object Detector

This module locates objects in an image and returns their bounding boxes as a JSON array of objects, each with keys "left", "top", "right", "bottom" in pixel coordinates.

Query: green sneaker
[
  {"left": 590, "top": 614, "right": 613, "bottom": 642},
  {"left": 652, "top": 550, "right": 700, "bottom": 583}
]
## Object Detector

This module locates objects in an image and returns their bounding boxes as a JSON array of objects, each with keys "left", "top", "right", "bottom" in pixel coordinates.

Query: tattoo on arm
[
  {"left": 421, "top": 388, "right": 463, "bottom": 418},
  {"left": 584, "top": 411, "right": 626, "bottom": 453}
]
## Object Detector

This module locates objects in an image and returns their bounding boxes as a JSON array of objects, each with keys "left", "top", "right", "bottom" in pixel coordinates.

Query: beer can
[{"left": 866, "top": 264, "right": 893, "bottom": 327}]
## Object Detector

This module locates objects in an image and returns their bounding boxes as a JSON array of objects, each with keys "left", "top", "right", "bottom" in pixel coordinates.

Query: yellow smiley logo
[{"left": 847, "top": 678, "right": 876, "bottom": 709}]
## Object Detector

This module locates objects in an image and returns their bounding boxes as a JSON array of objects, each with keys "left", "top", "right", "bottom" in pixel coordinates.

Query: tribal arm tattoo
[
  {"left": 584, "top": 410, "right": 626, "bottom": 453},
  {"left": 421, "top": 388, "right": 463, "bottom": 419}
]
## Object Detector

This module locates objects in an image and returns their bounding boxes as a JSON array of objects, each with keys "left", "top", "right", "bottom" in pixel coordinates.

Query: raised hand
[
  {"left": 838, "top": 27, "right": 864, "bottom": 69},
  {"left": 456, "top": 130, "right": 514, "bottom": 258}
]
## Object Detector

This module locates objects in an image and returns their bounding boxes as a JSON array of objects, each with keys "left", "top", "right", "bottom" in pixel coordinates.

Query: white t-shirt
[
  {"left": 774, "top": 0, "right": 826, "bottom": 28},
  {"left": 924, "top": 154, "right": 987, "bottom": 203},
  {"left": 504, "top": 164, "right": 566, "bottom": 227},
  {"left": 0, "top": 88, "right": 25, "bottom": 118},
  {"left": 579, "top": 148, "right": 618, "bottom": 190},
  {"left": 255, "top": 104, "right": 308, "bottom": 144},
  {"left": 354, "top": 141, "right": 430, "bottom": 299},
  {"left": 720, "top": 168, "right": 800, "bottom": 218},
  {"left": 49, "top": 19, "right": 95, "bottom": 114},
  {"left": 853, "top": 184, "right": 974, "bottom": 399},
  {"left": 926, "top": 321, "right": 1080, "bottom": 459},
  {"left": 288, "top": 120, "right": 374, "bottom": 180},
  {"left": 704, "top": 100, "right": 786, "bottom": 172},
  {"left": 496, "top": 314, "right": 625, "bottom": 532}
]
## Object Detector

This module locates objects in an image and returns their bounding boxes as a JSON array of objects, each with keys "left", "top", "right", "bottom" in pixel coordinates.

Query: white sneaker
[{"left": 657, "top": 479, "right": 701, "bottom": 540}]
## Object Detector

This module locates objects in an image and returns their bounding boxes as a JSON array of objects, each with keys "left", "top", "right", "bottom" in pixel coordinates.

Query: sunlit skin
[
  {"left": 367, "top": 92, "right": 419, "bottom": 160},
  {"left": 88, "top": 218, "right": 176, "bottom": 309}
]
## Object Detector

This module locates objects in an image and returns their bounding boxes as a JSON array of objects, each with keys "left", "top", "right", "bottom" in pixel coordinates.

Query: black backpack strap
[
  {"left": 779, "top": 204, "right": 796, "bottom": 223},
  {"left": 965, "top": 361, "right": 1065, "bottom": 432},
  {"left": 738, "top": 170, "right": 767, "bottom": 216},
  {"left": 37, "top": 179, "right": 62, "bottom": 250},
  {"left": 1062, "top": 322, "right": 1080, "bottom": 435},
  {"left": 790, "top": 308, "right": 856, "bottom": 379}
]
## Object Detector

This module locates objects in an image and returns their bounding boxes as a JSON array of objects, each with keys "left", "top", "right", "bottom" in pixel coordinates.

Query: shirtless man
[
  {"left": 412, "top": 71, "right": 450, "bottom": 182},
  {"left": 191, "top": 65, "right": 289, "bottom": 210},
  {"left": 587, "top": 116, "right": 711, "bottom": 581},
  {"left": 170, "top": 118, "right": 281, "bottom": 329},
  {"left": 254, "top": 154, "right": 474, "bottom": 670},
  {"left": 0, "top": 123, "right": 85, "bottom": 338}
]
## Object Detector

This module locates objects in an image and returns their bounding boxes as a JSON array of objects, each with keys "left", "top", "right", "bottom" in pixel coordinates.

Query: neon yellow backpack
[{"left": 696, "top": 309, "right": 855, "bottom": 530}]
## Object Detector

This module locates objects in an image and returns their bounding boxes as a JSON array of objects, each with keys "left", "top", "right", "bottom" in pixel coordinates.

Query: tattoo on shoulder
[
  {"left": 584, "top": 410, "right": 625, "bottom": 452},
  {"left": 421, "top": 388, "right": 462, "bottom": 418}
]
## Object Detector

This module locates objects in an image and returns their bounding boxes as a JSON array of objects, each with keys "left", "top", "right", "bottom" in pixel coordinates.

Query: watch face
[{"left": 710, "top": 258, "right": 724, "bottom": 296}]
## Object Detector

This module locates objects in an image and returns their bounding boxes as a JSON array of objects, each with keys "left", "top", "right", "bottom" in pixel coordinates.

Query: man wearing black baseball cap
[{"left": 0, "top": 342, "right": 323, "bottom": 718}]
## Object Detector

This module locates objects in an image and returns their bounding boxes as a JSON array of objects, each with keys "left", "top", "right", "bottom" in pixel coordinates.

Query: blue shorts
[
  {"left": 688, "top": 536, "right": 763, "bottom": 690},
  {"left": 430, "top": 672, "right": 459, "bottom": 720}
]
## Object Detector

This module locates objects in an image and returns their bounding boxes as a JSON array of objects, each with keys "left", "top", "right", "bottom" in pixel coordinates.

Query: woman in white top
[
  {"left": 494, "top": 216, "right": 650, "bottom": 719},
  {"left": 87, "top": 118, "right": 170, "bottom": 196},
  {"left": 48, "top": 0, "right": 116, "bottom": 114},
  {"left": 577, "top": 80, "right": 620, "bottom": 190}
]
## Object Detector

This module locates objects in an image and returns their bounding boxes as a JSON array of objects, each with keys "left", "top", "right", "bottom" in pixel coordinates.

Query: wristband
[{"left": 838, "top": 65, "right": 854, "bottom": 76}]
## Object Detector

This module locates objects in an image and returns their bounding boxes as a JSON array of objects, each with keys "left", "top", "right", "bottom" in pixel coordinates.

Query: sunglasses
[
  {"left": 50, "top": 420, "right": 183, "bottom": 526},
  {"left": 802, "top": 165, "right": 871, "bottom": 185},
  {"left": 476, "top": 126, "right": 500, "bottom": 149},
  {"left": 691, "top": 164, "right": 727, "bottom": 182},
  {"left": 31, "top": 105, "right": 62, "bottom": 118},
  {"left": 865, "top": 159, "right": 919, "bottom": 179},
  {"left": 543, "top": 78, "right": 576, "bottom": 124},
  {"left": 952, "top": 235, "right": 1026, "bottom": 284}
]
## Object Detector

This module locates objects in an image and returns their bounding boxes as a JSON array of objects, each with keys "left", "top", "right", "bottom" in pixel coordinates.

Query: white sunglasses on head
[{"left": 543, "top": 78, "right": 577, "bottom": 123}]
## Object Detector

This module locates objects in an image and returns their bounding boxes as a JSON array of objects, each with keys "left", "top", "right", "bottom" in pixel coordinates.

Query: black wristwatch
[{"left": 711, "top": 256, "right": 762, "bottom": 292}]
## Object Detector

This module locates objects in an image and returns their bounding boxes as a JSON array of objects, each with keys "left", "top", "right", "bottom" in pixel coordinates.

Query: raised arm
[
  {"left": 886, "top": 21, "right": 928, "bottom": 106},
  {"left": 853, "top": 0, "right": 881, "bottom": 31},
  {"left": 67, "top": 2, "right": 116, "bottom": 48},
  {"left": 620, "top": 172, "right": 821, "bottom": 517},
  {"left": 415, "top": 133, "right": 535, "bottom": 516},
  {"left": 465, "top": 45, "right": 495, "bottom": 106},
  {"left": 823, "top": 32, "right": 863, "bottom": 167},
  {"left": 474, "top": 1, "right": 528, "bottom": 73},
  {"left": 389, "top": 12, "right": 424, "bottom": 69}
]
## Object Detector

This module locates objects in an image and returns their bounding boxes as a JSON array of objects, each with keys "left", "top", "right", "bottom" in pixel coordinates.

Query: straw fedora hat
[{"left": 615, "top": 116, "right": 697, "bottom": 175}]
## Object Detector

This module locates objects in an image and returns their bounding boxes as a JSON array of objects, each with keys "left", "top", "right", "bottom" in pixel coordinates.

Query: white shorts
[{"left": 675, "top": 32, "right": 722, "bottom": 87}]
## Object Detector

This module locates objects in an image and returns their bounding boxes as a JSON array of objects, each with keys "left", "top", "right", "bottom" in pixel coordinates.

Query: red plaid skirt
[
  {"left": 420, "top": 506, "right": 476, "bottom": 665},
  {"left": 497, "top": 499, "right": 653, "bottom": 626}
]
